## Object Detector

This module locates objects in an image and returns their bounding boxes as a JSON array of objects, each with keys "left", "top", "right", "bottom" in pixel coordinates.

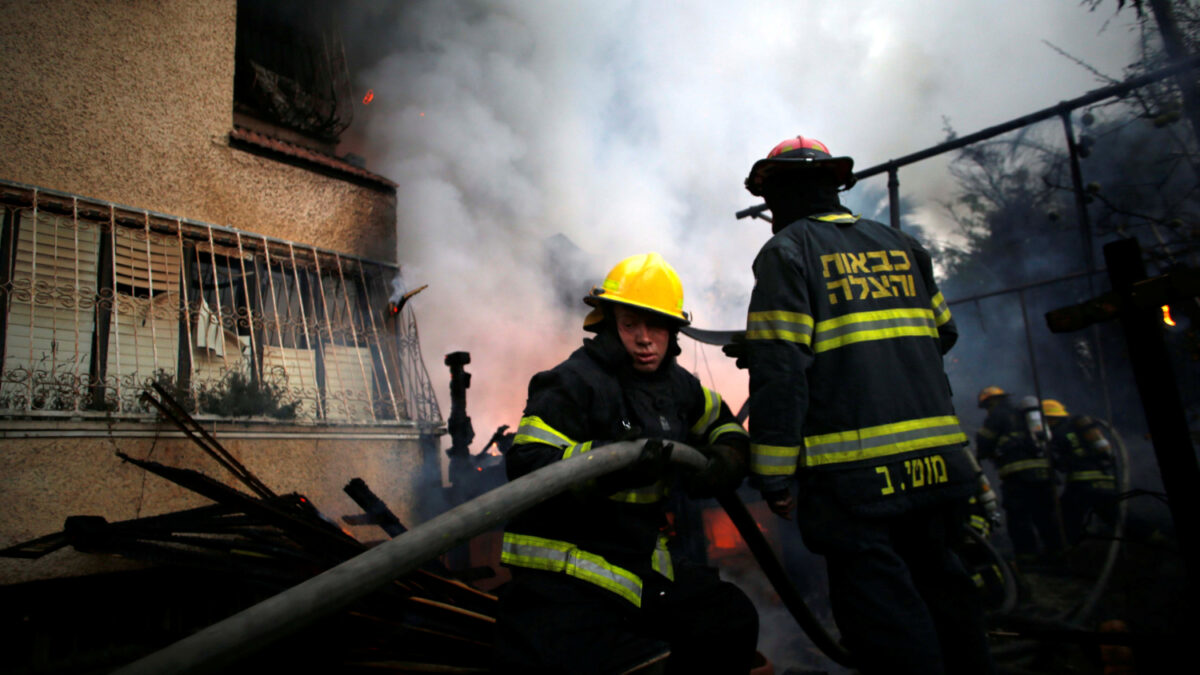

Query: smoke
[{"left": 333, "top": 0, "right": 1142, "bottom": 459}]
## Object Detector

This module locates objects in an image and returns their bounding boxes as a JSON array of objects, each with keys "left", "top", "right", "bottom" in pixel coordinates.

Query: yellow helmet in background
[
  {"left": 583, "top": 252, "right": 691, "bottom": 330},
  {"left": 977, "top": 386, "right": 1007, "bottom": 408},
  {"left": 1042, "top": 399, "right": 1069, "bottom": 418}
]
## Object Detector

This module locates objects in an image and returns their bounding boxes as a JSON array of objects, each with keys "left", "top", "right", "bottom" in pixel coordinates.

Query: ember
[{"left": 362, "top": 89, "right": 374, "bottom": 105}]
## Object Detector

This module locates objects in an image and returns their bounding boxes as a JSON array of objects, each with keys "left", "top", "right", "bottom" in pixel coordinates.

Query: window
[
  {"left": 233, "top": 0, "right": 352, "bottom": 149},
  {"left": 0, "top": 194, "right": 416, "bottom": 424},
  {"left": 0, "top": 207, "right": 99, "bottom": 411}
]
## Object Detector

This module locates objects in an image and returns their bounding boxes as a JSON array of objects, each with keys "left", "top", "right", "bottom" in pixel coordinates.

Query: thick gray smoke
[{"left": 335, "top": 0, "right": 1139, "bottom": 456}]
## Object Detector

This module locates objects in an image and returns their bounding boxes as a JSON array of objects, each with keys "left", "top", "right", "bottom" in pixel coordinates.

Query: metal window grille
[{"left": 0, "top": 183, "right": 440, "bottom": 425}]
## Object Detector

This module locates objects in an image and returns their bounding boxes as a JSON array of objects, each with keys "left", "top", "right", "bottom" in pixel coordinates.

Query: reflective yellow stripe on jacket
[
  {"left": 997, "top": 458, "right": 1052, "bottom": 477},
  {"left": 814, "top": 213, "right": 860, "bottom": 224},
  {"left": 707, "top": 422, "right": 749, "bottom": 446},
  {"left": 751, "top": 443, "right": 801, "bottom": 476},
  {"left": 803, "top": 415, "right": 968, "bottom": 467},
  {"left": 501, "top": 532, "right": 661, "bottom": 607},
  {"left": 689, "top": 387, "right": 723, "bottom": 437},
  {"left": 931, "top": 291, "right": 952, "bottom": 327},
  {"left": 515, "top": 415, "right": 593, "bottom": 458},
  {"left": 517, "top": 416, "right": 665, "bottom": 503},
  {"left": 651, "top": 534, "right": 674, "bottom": 581},
  {"left": 1067, "top": 470, "right": 1114, "bottom": 483},
  {"left": 688, "top": 386, "right": 749, "bottom": 446},
  {"left": 747, "top": 308, "right": 940, "bottom": 354},
  {"left": 607, "top": 481, "right": 668, "bottom": 504},
  {"left": 812, "top": 308, "right": 940, "bottom": 353},
  {"left": 746, "top": 310, "right": 814, "bottom": 346}
]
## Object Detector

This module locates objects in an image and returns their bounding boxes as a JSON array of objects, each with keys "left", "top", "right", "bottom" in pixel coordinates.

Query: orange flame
[
  {"left": 1162, "top": 305, "right": 1176, "bottom": 327},
  {"left": 362, "top": 89, "right": 374, "bottom": 105}
]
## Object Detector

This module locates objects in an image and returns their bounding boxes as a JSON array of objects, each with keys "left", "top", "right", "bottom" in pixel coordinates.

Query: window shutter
[
  {"left": 1, "top": 211, "right": 99, "bottom": 409},
  {"left": 322, "top": 344, "right": 374, "bottom": 422}
]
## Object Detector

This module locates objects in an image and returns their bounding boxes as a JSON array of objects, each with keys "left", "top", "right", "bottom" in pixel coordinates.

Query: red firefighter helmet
[{"left": 745, "top": 135, "right": 856, "bottom": 196}]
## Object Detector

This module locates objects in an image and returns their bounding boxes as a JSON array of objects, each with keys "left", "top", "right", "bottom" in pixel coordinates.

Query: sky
[{"left": 334, "top": 0, "right": 1144, "bottom": 447}]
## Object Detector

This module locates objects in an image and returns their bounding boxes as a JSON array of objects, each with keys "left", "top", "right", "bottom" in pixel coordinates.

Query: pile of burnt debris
[{"left": 1, "top": 384, "right": 497, "bottom": 674}]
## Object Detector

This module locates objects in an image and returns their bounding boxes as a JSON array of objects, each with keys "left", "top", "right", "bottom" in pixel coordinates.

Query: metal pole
[
  {"left": 1017, "top": 289, "right": 1044, "bottom": 406},
  {"left": 1060, "top": 110, "right": 1115, "bottom": 424},
  {"left": 887, "top": 165, "right": 901, "bottom": 229}
]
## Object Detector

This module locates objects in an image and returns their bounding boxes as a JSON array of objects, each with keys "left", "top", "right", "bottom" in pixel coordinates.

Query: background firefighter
[
  {"left": 492, "top": 253, "right": 759, "bottom": 674},
  {"left": 1042, "top": 398, "right": 1119, "bottom": 545},
  {"left": 737, "top": 135, "right": 994, "bottom": 674},
  {"left": 976, "top": 387, "right": 1065, "bottom": 566}
]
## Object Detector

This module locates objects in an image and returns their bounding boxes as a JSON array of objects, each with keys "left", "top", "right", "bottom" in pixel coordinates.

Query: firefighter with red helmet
[
  {"left": 492, "top": 253, "right": 759, "bottom": 674},
  {"left": 739, "top": 136, "right": 994, "bottom": 674},
  {"left": 1042, "top": 399, "right": 1119, "bottom": 544},
  {"left": 976, "top": 387, "right": 1064, "bottom": 565}
]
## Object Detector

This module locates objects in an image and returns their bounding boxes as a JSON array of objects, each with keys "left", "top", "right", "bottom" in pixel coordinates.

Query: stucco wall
[
  {"left": 0, "top": 0, "right": 431, "bottom": 587},
  {"left": 0, "top": 420, "right": 439, "bottom": 585},
  {"left": 0, "top": 0, "right": 397, "bottom": 263}
]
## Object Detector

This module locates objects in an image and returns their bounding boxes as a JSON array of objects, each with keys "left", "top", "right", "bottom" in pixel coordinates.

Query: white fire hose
[{"left": 112, "top": 440, "right": 853, "bottom": 674}]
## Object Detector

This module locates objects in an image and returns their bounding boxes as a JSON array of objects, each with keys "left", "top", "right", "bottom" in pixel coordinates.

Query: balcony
[{"left": 0, "top": 180, "right": 440, "bottom": 426}]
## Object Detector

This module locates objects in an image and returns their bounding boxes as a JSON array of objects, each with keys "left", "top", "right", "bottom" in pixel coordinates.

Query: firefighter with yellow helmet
[
  {"left": 976, "top": 386, "right": 1064, "bottom": 565},
  {"left": 492, "top": 253, "right": 759, "bottom": 673},
  {"left": 1042, "top": 398, "right": 1118, "bottom": 544},
  {"left": 740, "top": 135, "right": 994, "bottom": 674}
]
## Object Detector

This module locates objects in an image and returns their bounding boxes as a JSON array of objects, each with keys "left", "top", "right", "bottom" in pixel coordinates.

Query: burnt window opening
[{"left": 234, "top": 0, "right": 353, "bottom": 149}]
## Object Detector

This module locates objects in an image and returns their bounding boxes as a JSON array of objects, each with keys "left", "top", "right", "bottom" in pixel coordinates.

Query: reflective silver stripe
[
  {"left": 707, "top": 422, "right": 748, "bottom": 446},
  {"left": 746, "top": 310, "right": 814, "bottom": 345},
  {"left": 501, "top": 533, "right": 643, "bottom": 606},
  {"left": 997, "top": 458, "right": 1052, "bottom": 477},
  {"left": 751, "top": 443, "right": 800, "bottom": 475},
  {"left": 607, "top": 480, "right": 667, "bottom": 504},
  {"left": 514, "top": 415, "right": 575, "bottom": 448},
  {"left": 931, "top": 292, "right": 952, "bottom": 327},
  {"left": 651, "top": 534, "right": 674, "bottom": 581},
  {"left": 689, "top": 387, "right": 722, "bottom": 437},
  {"left": 811, "top": 308, "right": 939, "bottom": 353},
  {"left": 802, "top": 415, "right": 967, "bottom": 467}
]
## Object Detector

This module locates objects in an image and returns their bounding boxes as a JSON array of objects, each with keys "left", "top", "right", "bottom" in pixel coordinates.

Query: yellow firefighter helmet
[
  {"left": 977, "top": 386, "right": 1007, "bottom": 408},
  {"left": 583, "top": 253, "right": 691, "bottom": 330},
  {"left": 1042, "top": 399, "right": 1069, "bottom": 418}
]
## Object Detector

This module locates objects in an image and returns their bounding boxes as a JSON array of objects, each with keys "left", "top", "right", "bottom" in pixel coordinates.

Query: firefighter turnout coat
[
  {"left": 745, "top": 211, "right": 975, "bottom": 515},
  {"left": 501, "top": 330, "right": 749, "bottom": 607},
  {"left": 976, "top": 398, "right": 1052, "bottom": 483},
  {"left": 1048, "top": 415, "right": 1115, "bottom": 489}
]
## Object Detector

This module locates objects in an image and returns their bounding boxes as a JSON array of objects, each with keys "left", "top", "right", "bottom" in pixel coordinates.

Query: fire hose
[{"left": 113, "top": 440, "right": 852, "bottom": 675}]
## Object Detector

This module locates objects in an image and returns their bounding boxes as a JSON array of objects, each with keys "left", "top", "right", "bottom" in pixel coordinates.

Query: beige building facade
[{"left": 0, "top": 0, "right": 443, "bottom": 584}]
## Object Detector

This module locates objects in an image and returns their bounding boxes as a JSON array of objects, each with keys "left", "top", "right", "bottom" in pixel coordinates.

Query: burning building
[{"left": 0, "top": 0, "right": 444, "bottom": 589}]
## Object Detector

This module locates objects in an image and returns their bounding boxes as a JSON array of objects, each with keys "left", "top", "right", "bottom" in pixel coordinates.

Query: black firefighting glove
[
  {"left": 721, "top": 334, "right": 749, "bottom": 370},
  {"left": 762, "top": 486, "right": 795, "bottom": 520},
  {"left": 684, "top": 444, "right": 747, "bottom": 498},
  {"left": 589, "top": 437, "right": 675, "bottom": 495}
]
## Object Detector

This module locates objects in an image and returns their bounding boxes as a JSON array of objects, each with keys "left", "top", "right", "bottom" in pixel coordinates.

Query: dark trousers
[
  {"left": 1060, "top": 482, "right": 1118, "bottom": 544},
  {"left": 492, "top": 561, "right": 759, "bottom": 674},
  {"left": 796, "top": 493, "right": 995, "bottom": 675},
  {"left": 1000, "top": 480, "right": 1063, "bottom": 560}
]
